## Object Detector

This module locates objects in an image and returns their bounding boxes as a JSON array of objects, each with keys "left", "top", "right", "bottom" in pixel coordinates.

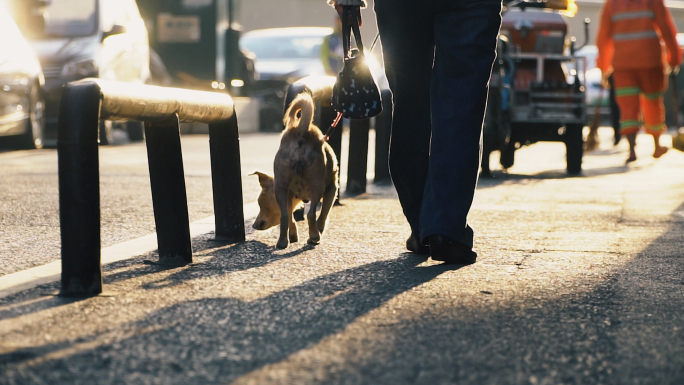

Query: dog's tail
[{"left": 283, "top": 93, "right": 314, "bottom": 135}]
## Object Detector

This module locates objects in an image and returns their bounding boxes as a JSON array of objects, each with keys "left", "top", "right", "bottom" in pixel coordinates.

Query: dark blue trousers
[{"left": 375, "top": 0, "right": 502, "bottom": 248}]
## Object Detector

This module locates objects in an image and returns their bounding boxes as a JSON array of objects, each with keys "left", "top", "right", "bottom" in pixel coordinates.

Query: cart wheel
[
  {"left": 565, "top": 124, "right": 584, "bottom": 175},
  {"left": 500, "top": 141, "right": 515, "bottom": 169}
]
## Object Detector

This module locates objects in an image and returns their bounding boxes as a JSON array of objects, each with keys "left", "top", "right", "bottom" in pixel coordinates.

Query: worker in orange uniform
[{"left": 596, "top": 0, "right": 682, "bottom": 163}]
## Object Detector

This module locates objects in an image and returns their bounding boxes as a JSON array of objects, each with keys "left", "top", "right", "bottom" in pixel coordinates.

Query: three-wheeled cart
[{"left": 483, "top": 0, "right": 589, "bottom": 175}]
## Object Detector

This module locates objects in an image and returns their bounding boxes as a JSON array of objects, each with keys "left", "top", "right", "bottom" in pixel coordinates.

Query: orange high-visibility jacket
[{"left": 596, "top": 0, "right": 681, "bottom": 73}]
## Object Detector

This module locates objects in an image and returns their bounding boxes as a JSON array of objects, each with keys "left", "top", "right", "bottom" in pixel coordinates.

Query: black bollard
[
  {"left": 57, "top": 79, "right": 243, "bottom": 296},
  {"left": 374, "top": 90, "right": 392, "bottom": 183},
  {"left": 144, "top": 114, "right": 193, "bottom": 264},
  {"left": 346, "top": 119, "right": 370, "bottom": 195},
  {"left": 58, "top": 82, "right": 103, "bottom": 296},
  {"left": 209, "top": 113, "right": 246, "bottom": 242}
]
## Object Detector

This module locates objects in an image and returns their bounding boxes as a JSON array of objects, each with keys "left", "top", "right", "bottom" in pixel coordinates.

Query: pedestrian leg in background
[
  {"left": 374, "top": 0, "right": 435, "bottom": 254},
  {"left": 608, "top": 74, "right": 621, "bottom": 145},
  {"left": 613, "top": 69, "right": 642, "bottom": 163},
  {"left": 586, "top": 87, "right": 603, "bottom": 152},
  {"left": 639, "top": 68, "right": 669, "bottom": 159}
]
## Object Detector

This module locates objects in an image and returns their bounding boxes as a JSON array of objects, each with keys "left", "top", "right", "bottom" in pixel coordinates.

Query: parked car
[
  {"left": 7, "top": 0, "right": 150, "bottom": 145},
  {"left": 240, "top": 27, "right": 386, "bottom": 131},
  {"left": 0, "top": 4, "right": 45, "bottom": 149}
]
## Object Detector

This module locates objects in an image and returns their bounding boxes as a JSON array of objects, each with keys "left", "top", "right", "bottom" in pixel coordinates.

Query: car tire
[
  {"left": 99, "top": 120, "right": 114, "bottom": 145},
  {"left": 13, "top": 83, "right": 45, "bottom": 150},
  {"left": 565, "top": 123, "right": 584, "bottom": 175},
  {"left": 127, "top": 121, "right": 145, "bottom": 142}
]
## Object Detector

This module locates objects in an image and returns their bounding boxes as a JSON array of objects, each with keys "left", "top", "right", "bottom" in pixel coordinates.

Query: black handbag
[{"left": 332, "top": 7, "right": 383, "bottom": 120}]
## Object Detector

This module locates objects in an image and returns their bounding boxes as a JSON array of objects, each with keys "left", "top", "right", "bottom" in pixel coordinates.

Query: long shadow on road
[
  {"left": 0, "top": 240, "right": 311, "bottom": 323},
  {"left": 266, "top": 203, "right": 683, "bottom": 384},
  {"left": 1, "top": 255, "right": 458, "bottom": 384},
  {"left": 2, "top": 173, "right": 683, "bottom": 384},
  {"left": 478, "top": 163, "right": 645, "bottom": 190}
]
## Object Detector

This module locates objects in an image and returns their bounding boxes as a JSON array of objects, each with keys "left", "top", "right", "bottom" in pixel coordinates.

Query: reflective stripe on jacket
[{"left": 597, "top": 0, "right": 681, "bottom": 72}]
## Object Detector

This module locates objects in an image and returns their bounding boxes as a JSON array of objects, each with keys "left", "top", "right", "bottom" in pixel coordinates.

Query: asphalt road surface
[
  {"left": 1, "top": 128, "right": 683, "bottom": 384},
  {"left": 0, "top": 132, "right": 282, "bottom": 276}
]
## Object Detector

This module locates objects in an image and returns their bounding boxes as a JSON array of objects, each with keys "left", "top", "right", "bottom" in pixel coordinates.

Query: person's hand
[
  {"left": 672, "top": 65, "right": 681, "bottom": 76},
  {"left": 335, "top": 5, "right": 362, "bottom": 27},
  {"left": 601, "top": 72, "right": 611, "bottom": 89}
]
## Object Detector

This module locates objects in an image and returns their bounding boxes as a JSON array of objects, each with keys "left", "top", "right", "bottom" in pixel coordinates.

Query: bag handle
[{"left": 341, "top": 6, "right": 364, "bottom": 59}]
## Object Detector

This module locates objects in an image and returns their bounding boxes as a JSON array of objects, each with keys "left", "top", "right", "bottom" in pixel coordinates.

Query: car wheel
[
  {"left": 565, "top": 123, "right": 584, "bottom": 175},
  {"left": 127, "top": 121, "right": 145, "bottom": 142},
  {"left": 99, "top": 120, "right": 114, "bottom": 145},
  {"left": 13, "top": 83, "right": 44, "bottom": 150}
]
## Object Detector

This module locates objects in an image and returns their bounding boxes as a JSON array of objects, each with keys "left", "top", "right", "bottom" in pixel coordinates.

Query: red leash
[{"left": 323, "top": 112, "right": 344, "bottom": 142}]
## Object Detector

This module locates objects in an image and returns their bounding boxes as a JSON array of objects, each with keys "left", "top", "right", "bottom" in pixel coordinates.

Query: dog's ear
[{"left": 250, "top": 171, "right": 274, "bottom": 188}]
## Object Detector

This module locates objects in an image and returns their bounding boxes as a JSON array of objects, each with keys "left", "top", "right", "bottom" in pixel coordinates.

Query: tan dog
[{"left": 251, "top": 93, "right": 339, "bottom": 249}]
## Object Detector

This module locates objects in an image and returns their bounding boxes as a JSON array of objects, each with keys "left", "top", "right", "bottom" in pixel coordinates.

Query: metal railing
[
  {"left": 58, "top": 78, "right": 245, "bottom": 296},
  {"left": 283, "top": 76, "right": 392, "bottom": 195}
]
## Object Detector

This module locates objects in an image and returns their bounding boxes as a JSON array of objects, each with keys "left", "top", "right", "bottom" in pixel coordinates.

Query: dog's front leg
[
  {"left": 307, "top": 191, "right": 323, "bottom": 245},
  {"left": 317, "top": 182, "right": 337, "bottom": 234},
  {"left": 275, "top": 183, "right": 291, "bottom": 249}
]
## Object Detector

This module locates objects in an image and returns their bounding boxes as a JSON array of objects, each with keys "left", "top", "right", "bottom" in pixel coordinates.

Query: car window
[
  {"left": 240, "top": 35, "right": 325, "bottom": 59},
  {"left": 9, "top": 0, "right": 97, "bottom": 38}
]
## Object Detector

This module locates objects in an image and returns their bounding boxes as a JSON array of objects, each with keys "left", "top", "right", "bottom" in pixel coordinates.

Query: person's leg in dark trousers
[
  {"left": 376, "top": 0, "right": 501, "bottom": 255},
  {"left": 375, "top": 0, "right": 435, "bottom": 250},
  {"left": 609, "top": 74, "right": 621, "bottom": 145},
  {"left": 421, "top": 0, "right": 502, "bottom": 249}
]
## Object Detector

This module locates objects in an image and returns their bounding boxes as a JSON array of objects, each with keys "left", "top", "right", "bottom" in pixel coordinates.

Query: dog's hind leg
[
  {"left": 307, "top": 191, "right": 323, "bottom": 245},
  {"left": 317, "top": 183, "right": 337, "bottom": 234},
  {"left": 275, "top": 185, "right": 292, "bottom": 249},
  {"left": 288, "top": 196, "right": 300, "bottom": 243}
]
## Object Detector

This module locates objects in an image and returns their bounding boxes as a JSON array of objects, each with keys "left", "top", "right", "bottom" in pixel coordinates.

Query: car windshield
[
  {"left": 11, "top": 0, "right": 97, "bottom": 39},
  {"left": 240, "top": 35, "right": 325, "bottom": 59}
]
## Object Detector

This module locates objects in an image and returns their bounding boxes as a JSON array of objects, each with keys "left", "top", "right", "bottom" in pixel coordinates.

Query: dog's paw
[
  {"left": 289, "top": 233, "right": 298, "bottom": 243},
  {"left": 276, "top": 238, "right": 289, "bottom": 249}
]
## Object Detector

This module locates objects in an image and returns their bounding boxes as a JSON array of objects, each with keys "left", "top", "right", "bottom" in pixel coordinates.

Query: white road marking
[{"left": 0, "top": 201, "right": 260, "bottom": 299}]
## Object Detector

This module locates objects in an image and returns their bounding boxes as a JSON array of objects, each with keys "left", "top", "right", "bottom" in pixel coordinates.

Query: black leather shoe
[
  {"left": 406, "top": 233, "right": 430, "bottom": 255},
  {"left": 428, "top": 235, "right": 477, "bottom": 264}
]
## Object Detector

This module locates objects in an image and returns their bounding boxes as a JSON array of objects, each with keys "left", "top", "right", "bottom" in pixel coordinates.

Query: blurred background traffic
[{"left": 1, "top": 0, "right": 684, "bottom": 151}]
